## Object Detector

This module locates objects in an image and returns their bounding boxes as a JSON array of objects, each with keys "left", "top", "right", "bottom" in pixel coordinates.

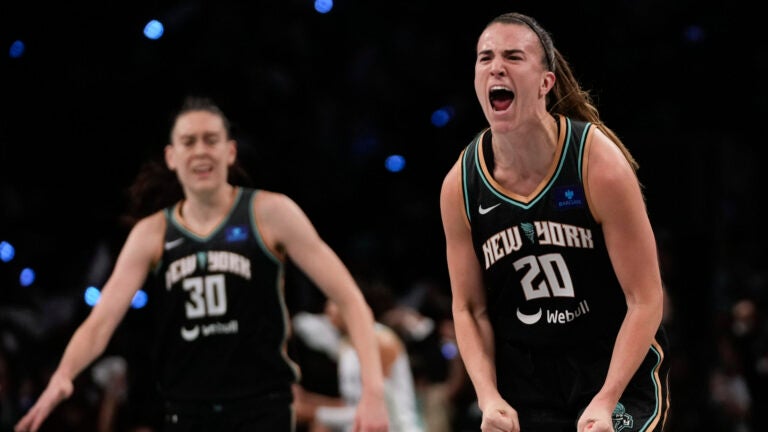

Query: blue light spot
[
  {"left": 85, "top": 286, "right": 101, "bottom": 307},
  {"left": 314, "top": 0, "right": 333, "bottom": 14},
  {"left": 143, "top": 19, "right": 164, "bottom": 40},
  {"left": 385, "top": 154, "right": 406, "bottom": 173},
  {"left": 131, "top": 290, "right": 148, "bottom": 309},
  {"left": 441, "top": 340, "right": 458, "bottom": 360},
  {"left": 19, "top": 268, "right": 35, "bottom": 287},
  {"left": 9, "top": 40, "right": 25, "bottom": 59},
  {"left": 0, "top": 241, "right": 15, "bottom": 262},
  {"left": 431, "top": 106, "right": 454, "bottom": 128},
  {"left": 684, "top": 25, "right": 705, "bottom": 43}
]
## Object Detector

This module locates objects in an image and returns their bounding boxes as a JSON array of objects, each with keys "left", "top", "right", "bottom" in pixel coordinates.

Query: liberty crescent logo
[
  {"left": 516, "top": 308, "right": 542, "bottom": 325},
  {"left": 180, "top": 325, "right": 200, "bottom": 341},
  {"left": 478, "top": 203, "right": 501, "bottom": 215},
  {"left": 165, "top": 238, "right": 185, "bottom": 250}
]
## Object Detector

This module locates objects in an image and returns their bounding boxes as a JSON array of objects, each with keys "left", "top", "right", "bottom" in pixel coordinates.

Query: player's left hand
[
  {"left": 577, "top": 399, "right": 614, "bottom": 432},
  {"left": 353, "top": 390, "right": 389, "bottom": 432}
]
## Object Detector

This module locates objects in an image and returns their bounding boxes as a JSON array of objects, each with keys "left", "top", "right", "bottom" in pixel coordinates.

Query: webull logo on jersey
[
  {"left": 516, "top": 300, "right": 591, "bottom": 325},
  {"left": 165, "top": 250, "right": 252, "bottom": 289},
  {"left": 180, "top": 320, "right": 239, "bottom": 342},
  {"left": 482, "top": 221, "right": 594, "bottom": 269}
]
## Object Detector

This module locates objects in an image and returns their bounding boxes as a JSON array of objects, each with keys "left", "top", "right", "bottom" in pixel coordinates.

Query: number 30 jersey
[
  {"left": 459, "top": 116, "right": 626, "bottom": 348},
  {"left": 152, "top": 187, "right": 298, "bottom": 401}
]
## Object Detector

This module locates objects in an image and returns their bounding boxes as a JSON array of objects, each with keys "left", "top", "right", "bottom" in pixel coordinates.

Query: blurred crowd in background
[{"left": 2, "top": 248, "right": 768, "bottom": 431}]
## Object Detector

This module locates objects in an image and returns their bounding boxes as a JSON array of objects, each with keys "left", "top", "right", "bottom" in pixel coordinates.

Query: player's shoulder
[
  {"left": 123, "top": 211, "right": 167, "bottom": 254},
  {"left": 120, "top": 210, "right": 167, "bottom": 265},
  {"left": 587, "top": 128, "right": 635, "bottom": 182},
  {"left": 132, "top": 209, "right": 166, "bottom": 233},
  {"left": 252, "top": 188, "right": 298, "bottom": 212},
  {"left": 251, "top": 189, "right": 311, "bottom": 237},
  {"left": 441, "top": 158, "right": 463, "bottom": 192}
]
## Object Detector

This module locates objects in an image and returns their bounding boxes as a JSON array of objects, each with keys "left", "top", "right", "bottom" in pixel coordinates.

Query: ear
[
  {"left": 164, "top": 144, "right": 176, "bottom": 170},
  {"left": 227, "top": 139, "right": 237, "bottom": 166},
  {"left": 540, "top": 70, "right": 556, "bottom": 97}
]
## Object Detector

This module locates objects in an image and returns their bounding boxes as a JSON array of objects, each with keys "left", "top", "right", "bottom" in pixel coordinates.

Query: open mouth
[
  {"left": 192, "top": 164, "right": 213, "bottom": 174},
  {"left": 489, "top": 87, "right": 514, "bottom": 111}
]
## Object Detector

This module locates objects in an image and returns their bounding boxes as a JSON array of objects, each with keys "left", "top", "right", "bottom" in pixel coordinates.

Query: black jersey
[
  {"left": 151, "top": 187, "right": 299, "bottom": 401},
  {"left": 460, "top": 116, "right": 627, "bottom": 348}
]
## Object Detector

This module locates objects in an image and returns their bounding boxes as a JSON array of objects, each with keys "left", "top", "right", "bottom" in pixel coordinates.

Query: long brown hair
[{"left": 486, "top": 13, "right": 639, "bottom": 172}]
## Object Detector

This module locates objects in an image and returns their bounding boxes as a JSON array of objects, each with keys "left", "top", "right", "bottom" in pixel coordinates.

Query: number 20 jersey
[{"left": 459, "top": 116, "right": 626, "bottom": 348}]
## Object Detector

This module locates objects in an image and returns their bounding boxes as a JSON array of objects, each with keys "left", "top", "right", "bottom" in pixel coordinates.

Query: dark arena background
[{"left": 1, "top": 1, "right": 766, "bottom": 431}]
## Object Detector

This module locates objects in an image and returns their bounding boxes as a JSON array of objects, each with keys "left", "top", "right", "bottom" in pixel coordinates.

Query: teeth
[{"left": 490, "top": 85, "right": 510, "bottom": 91}]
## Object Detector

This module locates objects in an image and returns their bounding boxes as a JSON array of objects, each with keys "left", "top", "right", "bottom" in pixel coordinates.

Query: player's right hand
[
  {"left": 480, "top": 398, "right": 520, "bottom": 432},
  {"left": 14, "top": 373, "right": 74, "bottom": 432}
]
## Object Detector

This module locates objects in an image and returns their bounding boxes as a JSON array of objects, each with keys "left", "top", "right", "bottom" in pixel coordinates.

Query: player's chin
[
  {"left": 487, "top": 117, "right": 516, "bottom": 133},
  {"left": 187, "top": 179, "right": 220, "bottom": 194}
]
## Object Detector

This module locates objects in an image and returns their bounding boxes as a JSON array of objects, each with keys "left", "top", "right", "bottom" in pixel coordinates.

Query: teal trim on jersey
[
  {"left": 276, "top": 263, "right": 301, "bottom": 381},
  {"left": 168, "top": 187, "right": 244, "bottom": 242},
  {"left": 461, "top": 136, "right": 481, "bottom": 223},
  {"left": 244, "top": 188, "right": 297, "bottom": 380},
  {"left": 249, "top": 189, "right": 281, "bottom": 265},
  {"left": 474, "top": 118, "right": 573, "bottom": 210},
  {"left": 576, "top": 122, "right": 592, "bottom": 183},
  {"left": 152, "top": 207, "right": 176, "bottom": 276},
  {"left": 246, "top": 188, "right": 293, "bottom": 382},
  {"left": 637, "top": 344, "right": 663, "bottom": 432}
]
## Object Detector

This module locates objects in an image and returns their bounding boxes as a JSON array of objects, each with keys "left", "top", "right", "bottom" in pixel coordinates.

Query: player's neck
[{"left": 177, "top": 185, "right": 237, "bottom": 235}]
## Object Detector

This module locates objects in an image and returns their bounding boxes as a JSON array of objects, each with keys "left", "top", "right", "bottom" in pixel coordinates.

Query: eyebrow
[
  {"left": 477, "top": 48, "right": 525, "bottom": 57},
  {"left": 177, "top": 130, "right": 222, "bottom": 139}
]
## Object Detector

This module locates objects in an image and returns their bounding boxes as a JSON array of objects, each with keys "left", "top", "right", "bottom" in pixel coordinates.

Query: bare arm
[
  {"left": 295, "top": 327, "right": 401, "bottom": 430},
  {"left": 255, "top": 191, "right": 388, "bottom": 432},
  {"left": 577, "top": 129, "right": 665, "bottom": 432},
  {"left": 15, "top": 212, "right": 164, "bottom": 432},
  {"left": 440, "top": 162, "right": 518, "bottom": 432}
]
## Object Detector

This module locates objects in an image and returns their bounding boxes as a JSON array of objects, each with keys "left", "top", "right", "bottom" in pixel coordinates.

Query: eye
[
  {"left": 204, "top": 134, "right": 221, "bottom": 145},
  {"left": 477, "top": 51, "right": 492, "bottom": 63}
]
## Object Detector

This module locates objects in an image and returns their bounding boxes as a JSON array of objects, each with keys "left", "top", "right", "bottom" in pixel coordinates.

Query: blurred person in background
[
  {"left": 292, "top": 283, "right": 423, "bottom": 432},
  {"left": 14, "top": 96, "right": 388, "bottom": 432},
  {"left": 379, "top": 281, "right": 479, "bottom": 432}
]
